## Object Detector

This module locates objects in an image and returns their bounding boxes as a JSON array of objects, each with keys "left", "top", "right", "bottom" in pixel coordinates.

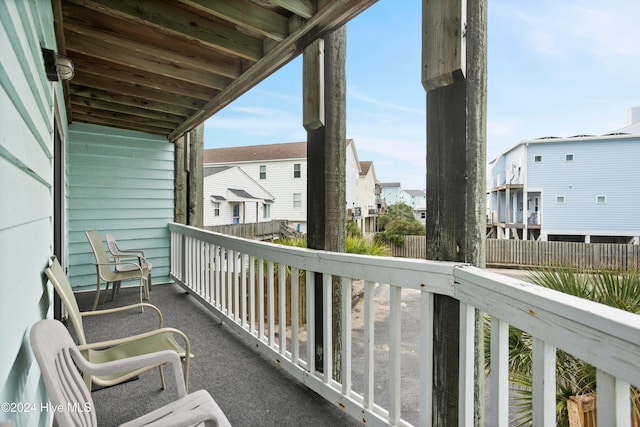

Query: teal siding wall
[
  {"left": 0, "top": 1, "right": 57, "bottom": 426},
  {"left": 67, "top": 123, "right": 174, "bottom": 290}
]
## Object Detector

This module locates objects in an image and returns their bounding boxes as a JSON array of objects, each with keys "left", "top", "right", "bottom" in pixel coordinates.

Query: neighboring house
[
  {"left": 203, "top": 166, "right": 275, "bottom": 227},
  {"left": 380, "top": 182, "right": 402, "bottom": 206},
  {"left": 400, "top": 189, "right": 426, "bottom": 209},
  {"left": 357, "top": 161, "right": 381, "bottom": 233},
  {"left": 487, "top": 110, "right": 640, "bottom": 243},
  {"left": 414, "top": 198, "right": 427, "bottom": 224},
  {"left": 400, "top": 189, "right": 427, "bottom": 224},
  {"left": 203, "top": 140, "right": 365, "bottom": 234}
]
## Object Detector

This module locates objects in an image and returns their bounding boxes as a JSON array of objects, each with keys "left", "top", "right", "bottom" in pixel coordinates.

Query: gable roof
[
  {"left": 403, "top": 189, "right": 426, "bottom": 197},
  {"left": 204, "top": 142, "right": 307, "bottom": 163},
  {"left": 359, "top": 161, "right": 372, "bottom": 175},
  {"left": 204, "top": 165, "right": 275, "bottom": 202}
]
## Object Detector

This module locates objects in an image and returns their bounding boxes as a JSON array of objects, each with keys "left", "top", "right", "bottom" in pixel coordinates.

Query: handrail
[{"left": 169, "top": 222, "right": 640, "bottom": 427}]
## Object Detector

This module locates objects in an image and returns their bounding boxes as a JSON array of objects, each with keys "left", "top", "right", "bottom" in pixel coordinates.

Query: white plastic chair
[
  {"left": 30, "top": 319, "right": 231, "bottom": 427},
  {"left": 86, "top": 230, "right": 150, "bottom": 310},
  {"left": 105, "top": 233, "right": 153, "bottom": 299}
]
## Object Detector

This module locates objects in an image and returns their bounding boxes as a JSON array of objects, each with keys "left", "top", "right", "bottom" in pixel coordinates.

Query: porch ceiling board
[{"left": 54, "top": 0, "right": 377, "bottom": 139}]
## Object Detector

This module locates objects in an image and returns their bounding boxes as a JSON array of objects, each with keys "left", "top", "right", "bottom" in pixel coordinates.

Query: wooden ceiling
[{"left": 53, "top": 0, "right": 377, "bottom": 141}]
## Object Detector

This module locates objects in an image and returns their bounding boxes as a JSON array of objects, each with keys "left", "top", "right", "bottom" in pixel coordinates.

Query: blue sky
[{"left": 204, "top": 0, "right": 640, "bottom": 190}]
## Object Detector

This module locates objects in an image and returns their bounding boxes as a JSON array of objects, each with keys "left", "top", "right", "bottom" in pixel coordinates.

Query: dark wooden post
[
  {"left": 174, "top": 133, "right": 187, "bottom": 224},
  {"left": 304, "top": 26, "right": 347, "bottom": 379},
  {"left": 188, "top": 124, "right": 204, "bottom": 228},
  {"left": 423, "top": 0, "right": 487, "bottom": 425},
  {"left": 174, "top": 123, "right": 204, "bottom": 227}
]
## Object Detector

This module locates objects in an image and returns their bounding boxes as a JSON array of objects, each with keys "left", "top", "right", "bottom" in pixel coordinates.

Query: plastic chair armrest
[
  {"left": 80, "top": 302, "right": 164, "bottom": 328},
  {"left": 71, "top": 347, "right": 187, "bottom": 397},
  {"left": 76, "top": 327, "right": 190, "bottom": 359}
]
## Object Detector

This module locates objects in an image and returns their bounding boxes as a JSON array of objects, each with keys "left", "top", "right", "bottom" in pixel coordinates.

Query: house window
[
  {"left": 556, "top": 196, "right": 565, "bottom": 204},
  {"left": 293, "top": 163, "right": 301, "bottom": 178},
  {"left": 232, "top": 204, "right": 240, "bottom": 224},
  {"left": 596, "top": 195, "right": 606, "bottom": 204},
  {"left": 293, "top": 193, "right": 302, "bottom": 208},
  {"left": 213, "top": 202, "right": 220, "bottom": 216},
  {"left": 259, "top": 165, "right": 266, "bottom": 179},
  {"left": 565, "top": 153, "right": 574, "bottom": 162},
  {"left": 534, "top": 155, "right": 543, "bottom": 163},
  {"left": 263, "top": 203, "right": 271, "bottom": 219}
]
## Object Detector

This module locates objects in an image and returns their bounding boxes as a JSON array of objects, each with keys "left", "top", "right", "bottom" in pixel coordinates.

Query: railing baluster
[
  {"left": 532, "top": 338, "right": 556, "bottom": 427},
  {"left": 364, "top": 280, "right": 375, "bottom": 410},
  {"left": 207, "top": 243, "right": 214, "bottom": 303},
  {"left": 306, "top": 270, "right": 315, "bottom": 373},
  {"left": 249, "top": 255, "right": 256, "bottom": 335},
  {"left": 215, "top": 245, "right": 221, "bottom": 309},
  {"left": 278, "top": 263, "right": 286, "bottom": 355},
  {"left": 341, "top": 276, "right": 352, "bottom": 395},
  {"left": 291, "top": 267, "right": 299, "bottom": 364},
  {"left": 227, "top": 249, "right": 233, "bottom": 318},
  {"left": 268, "top": 261, "right": 275, "bottom": 345},
  {"left": 241, "top": 253, "right": 247, "bottom": 328},
  {"left": 596, "top": 370, "right": 631, "bottom": 427},
  {"left": 323, "top": 273, "right": 332, "bottom": 384},
  {"left": 220, "top": 248, "right": 226, "bottom": 313},
  {"left": 489, "top": 317, "right": 509, "bottom": 427},
  {"left": 389, "top": 285, "right": 402, "bottom": 425},
  {"left": 459, "top": 303, "right": 475, "bottom": 427},
  {"left": 234, "top": 251, "right": 240, "bottom": 321},
  {"left": 419, "top": 290, "right": 433, "bottom": 427},
  {"left": 258, "top": 259, "right": 265, "bottom": 340}
]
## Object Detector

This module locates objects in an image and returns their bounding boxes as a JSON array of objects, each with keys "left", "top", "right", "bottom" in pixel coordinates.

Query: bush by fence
[{"left": 388, "top": 236, "right": 640, "bottom": 271}]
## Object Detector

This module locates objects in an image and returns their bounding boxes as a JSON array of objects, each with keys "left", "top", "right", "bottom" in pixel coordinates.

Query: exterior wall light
[{"left": 41, "top": 48, "right": 74, "bottom": 81}]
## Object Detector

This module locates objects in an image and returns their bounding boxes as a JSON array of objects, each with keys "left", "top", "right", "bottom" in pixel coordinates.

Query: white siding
[
  {"left": 527, "top": 137, "right": 640, "bottom": 237},
  {"left": 67, "top": 123, "right": 174, "bottom": 289},
  {"left": 346, "top": 142, "right": 360, "bottom": 208},
  {"left": 0, "top": 1, "right": 57, "bottom": 425},
  {"left": 203, "top": 167, "right": 274, "bottom": 227},
  {"left": 358, "top": 166, "right": 378, "bottom": 214},
  {"left": 213, "top": 158, "right": 308, "bottom": 231},
  {"left": 489, "top": 136, "right": 640, "bottom": 241}
]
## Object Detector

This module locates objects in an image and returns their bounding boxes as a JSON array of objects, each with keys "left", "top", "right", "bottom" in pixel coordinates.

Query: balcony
[{"left": 77, "top": 223, "right": 640, "bottom": 426}]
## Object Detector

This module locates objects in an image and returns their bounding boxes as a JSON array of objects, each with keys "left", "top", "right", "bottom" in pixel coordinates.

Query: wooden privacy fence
[
  {"left": 389, "top": 236, "right": 640, "bottom": 271},
  {"left": 205, "top": 220, "right": 289, "bottom": 240},
  {"left": 486, "top": 240, "right": 640, "bottom": 271}
]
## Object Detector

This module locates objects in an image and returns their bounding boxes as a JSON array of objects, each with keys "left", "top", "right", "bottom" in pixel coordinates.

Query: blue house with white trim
[{"left": 487, "top": 110, "right": 640, "bottom": 243}]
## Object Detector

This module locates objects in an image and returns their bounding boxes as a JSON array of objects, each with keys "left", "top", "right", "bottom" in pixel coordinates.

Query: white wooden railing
[{"left": 169, "top": 223, "right": 640, "bottom": 427}]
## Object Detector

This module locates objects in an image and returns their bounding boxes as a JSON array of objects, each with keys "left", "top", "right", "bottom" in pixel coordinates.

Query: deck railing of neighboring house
[{"left": 169, "top": 222, "right": 640, "bottom": 427}]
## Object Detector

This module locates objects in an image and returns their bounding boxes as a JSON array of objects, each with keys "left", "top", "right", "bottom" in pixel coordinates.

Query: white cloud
[
  {"left": 205, "top": 106, "right": 304, "bottom": 139},
  {"left": 348, "top": 86, "right": 424, "bottom": 115}
]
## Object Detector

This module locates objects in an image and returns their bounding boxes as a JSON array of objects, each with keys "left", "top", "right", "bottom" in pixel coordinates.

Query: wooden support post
[
  {"left": 188, "top": 124, "right": 204, "bottom": 228},
  {"left": 174, "top": 133, "right": 187, "bottom": 224},
  {"left": 174, "top": 123, "right": 204, "bottom": 227},
  {"left": 304, "top": 26, "right": 347, "bottom": 380},
  {"left": 423, "top": 0, "right": 487, "bottom": 425}
]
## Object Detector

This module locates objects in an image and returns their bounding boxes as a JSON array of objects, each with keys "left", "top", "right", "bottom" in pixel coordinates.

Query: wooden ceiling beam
[
  {"left": 65, "top": 32, "right": 231, "bottom": 90},
  {"left": 273, "top": 0, "right": 316, "bottom": 19},
  {"left": 72, "top": 105, "right": 177, "bottom": 130},
  {"left": 70, "top": 97, "right": 184, "bottom": 124},
  {"left": 71, "top": 56, "right": 219, "bottom": 100},
  {"left": 62, "top": 10, "right": 244, "bottom": 79},
  {"left": 70, "top": 87, "right": 198, "bottom": 117},
  {"left": 72, "top": 113, "right": 172, "bottom": 136},
  {"left": 182, "top": 0, "right": 289, "bottom": 41},
  {"left": 70, "top": 74, "right": 206, "bottom": 109},
  {"left": 68, "top": 0, "right": 263, "bottom": 61}
]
